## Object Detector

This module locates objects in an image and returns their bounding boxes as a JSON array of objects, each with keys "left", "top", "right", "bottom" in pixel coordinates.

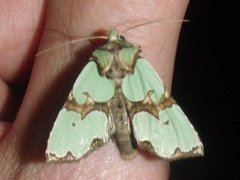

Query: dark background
[{"left": 171, "top": 1, "right": 239, "bottom": 180}]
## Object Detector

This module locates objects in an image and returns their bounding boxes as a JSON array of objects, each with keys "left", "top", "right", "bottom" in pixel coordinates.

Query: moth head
[
  {"left": 108, "top": 29, "right": 122, "bottom": 42},
  {"left": 91, "top": 30, "right": 141, "bottom": 79}
]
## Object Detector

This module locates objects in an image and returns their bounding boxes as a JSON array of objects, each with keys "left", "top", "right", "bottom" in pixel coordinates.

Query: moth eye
[{"left": 120, "top": 35, "right": 125, "bottom": 40}]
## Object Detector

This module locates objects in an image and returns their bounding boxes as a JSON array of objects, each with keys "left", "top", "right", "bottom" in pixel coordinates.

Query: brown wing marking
[
  {"left": 126, "top": 87, "right": 176, "bottom": 120},
  {"left": 63, "top": 92, "right": 110, "bottom": 120}
]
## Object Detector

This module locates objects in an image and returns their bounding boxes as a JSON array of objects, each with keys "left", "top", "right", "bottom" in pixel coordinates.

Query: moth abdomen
[{"left": 115, "top": 132, "right": 137, "bottom": 160}]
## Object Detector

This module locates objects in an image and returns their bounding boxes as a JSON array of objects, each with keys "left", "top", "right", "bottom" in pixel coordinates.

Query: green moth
[{"left": 46, "top": 30, "right": 203, "bottom": 161}]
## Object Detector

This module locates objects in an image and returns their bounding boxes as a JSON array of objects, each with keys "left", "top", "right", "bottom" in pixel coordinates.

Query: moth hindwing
[{"left": 46, "top": 29, "right": 203, "bottom": 162}]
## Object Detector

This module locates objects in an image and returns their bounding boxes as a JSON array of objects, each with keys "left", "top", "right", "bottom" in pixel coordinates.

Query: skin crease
[{"left": 0, "top": 0, "right": 189, "bottom": 179}]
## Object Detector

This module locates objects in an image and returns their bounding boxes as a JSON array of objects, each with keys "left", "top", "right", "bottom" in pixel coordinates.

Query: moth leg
[
  {"left": 126, "top": 87, "right": 176, "bottom": 120},
  {"left": 63, "top": 92, "right": 110, "bottom": 120}
]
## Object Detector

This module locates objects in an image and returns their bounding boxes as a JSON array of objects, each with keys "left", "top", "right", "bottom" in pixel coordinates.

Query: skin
[{"left": 0, "top": 0, "right": 189, "bottom": 179}]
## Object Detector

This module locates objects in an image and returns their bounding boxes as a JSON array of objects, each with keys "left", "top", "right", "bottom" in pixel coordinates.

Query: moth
[{"left": 46, "top": 30, "right": 203, "bottom": 161}]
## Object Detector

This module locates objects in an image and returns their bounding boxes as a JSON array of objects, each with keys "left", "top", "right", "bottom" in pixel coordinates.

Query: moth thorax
[{"left": 104, "top": 61, "right": 128, "bottom": 79}]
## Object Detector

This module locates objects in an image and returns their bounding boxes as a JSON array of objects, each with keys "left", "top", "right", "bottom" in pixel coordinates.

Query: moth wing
[
  {"left": 122, "top": 58, "right": 203, "bottom": 160},
  {"left": 46, "top": 62, "right": 114, "bottom": 162}
]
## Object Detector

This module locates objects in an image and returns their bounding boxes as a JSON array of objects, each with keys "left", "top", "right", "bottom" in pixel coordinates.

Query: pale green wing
[
  {"left": 122, "top": 58, "right": 203, "bottom": 160},
  {"left": 46, "top": 62, "right": 114, "bottom": 162}
]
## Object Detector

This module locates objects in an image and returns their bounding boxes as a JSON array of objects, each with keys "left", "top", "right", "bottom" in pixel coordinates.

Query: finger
[{"left": 0, "top": 0, "right": 46, "bottom": 82}]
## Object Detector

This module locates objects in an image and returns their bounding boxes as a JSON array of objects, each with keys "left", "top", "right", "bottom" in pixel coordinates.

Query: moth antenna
[
  {"left": 44, "top": 28, "right": 70, "bottom": 39},
  {"left": 122, "top": 19, "right": 189, "bottom": 35},
  {"left": 36, "top": 36, "right": 108, "bottom": 57}
]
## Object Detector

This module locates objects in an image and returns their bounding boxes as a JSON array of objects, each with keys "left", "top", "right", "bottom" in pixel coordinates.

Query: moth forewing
[
  {"left": 122, "top": 58, "right": 203, "bottom": 159},
  {"left": 46, "top": 62, "right": 112, "bottom": 161}
]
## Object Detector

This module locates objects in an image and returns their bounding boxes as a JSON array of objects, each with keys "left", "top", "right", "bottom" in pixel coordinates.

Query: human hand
[{"left": 0, "top": 0, "right": 189, "bottom": 179}]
